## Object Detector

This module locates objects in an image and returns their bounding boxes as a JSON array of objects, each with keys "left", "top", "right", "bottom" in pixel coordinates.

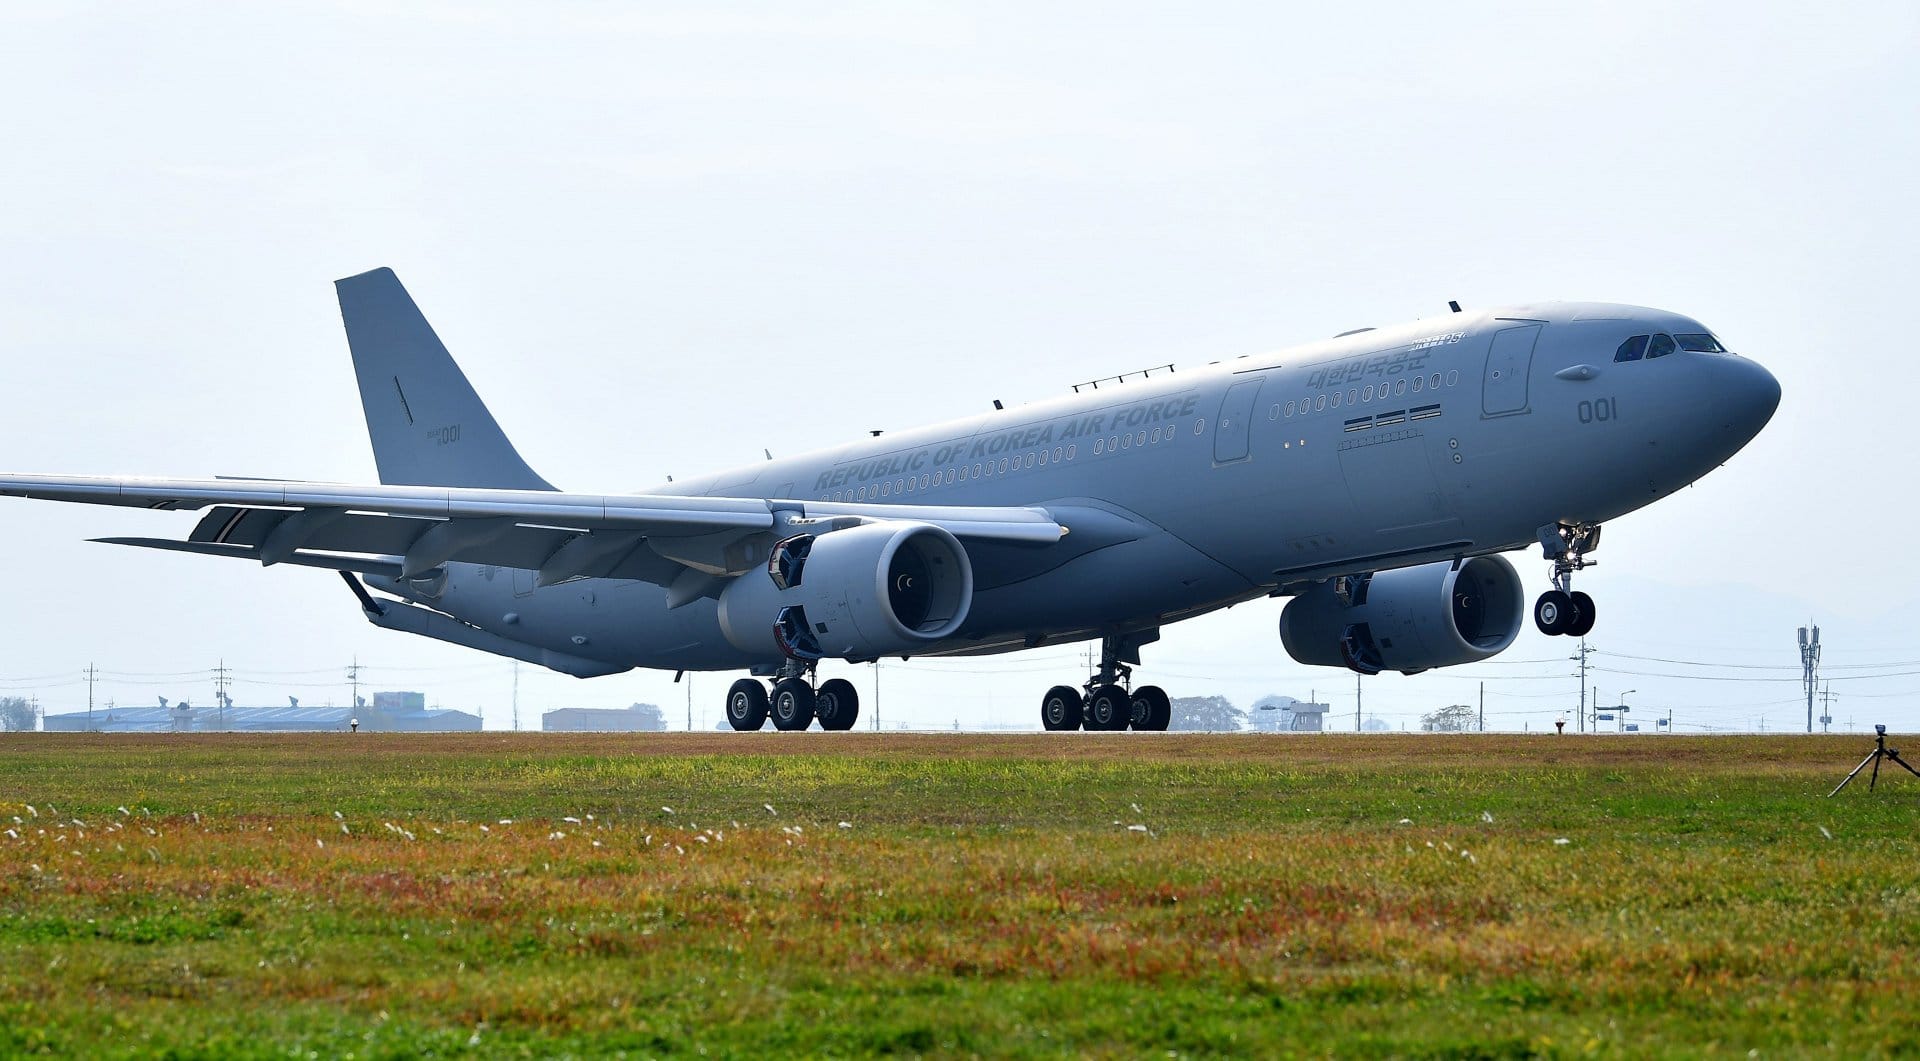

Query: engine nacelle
[
  {"left": 717, "top": 522, "right": 973, "bottom": 661},
  {"left": 1278, "top": 556, "right": 1524, "bottom": 675}
]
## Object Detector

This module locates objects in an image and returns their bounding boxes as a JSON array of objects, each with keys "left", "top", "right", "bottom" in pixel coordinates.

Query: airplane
[{"left": 0, "top": 270, "right": 1780, "bottom": 732}]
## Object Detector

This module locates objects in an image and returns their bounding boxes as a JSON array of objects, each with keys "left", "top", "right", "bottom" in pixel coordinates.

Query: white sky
[{"left": 2, "top": 2, "right": 1915, "bottom": 732}]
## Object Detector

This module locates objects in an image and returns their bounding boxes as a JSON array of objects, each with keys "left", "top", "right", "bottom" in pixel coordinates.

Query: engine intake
[
  {"left": 718, "top": 522, "right": 973, "bottom": 661},
  {"left": 1278, "top": 556, "right": 1524, "bottom": 675}
]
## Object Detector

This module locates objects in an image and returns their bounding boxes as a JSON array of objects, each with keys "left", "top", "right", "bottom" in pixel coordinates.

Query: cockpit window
[
  {"left": 1646, "top": 333, "right": 1676, "bottom": 359},
  {"left": 1674, "top": 332, "right": 1725, "bottom": 352},
  {"left": 1614, "top": 335, "right": 1649, "bottom": 362}
]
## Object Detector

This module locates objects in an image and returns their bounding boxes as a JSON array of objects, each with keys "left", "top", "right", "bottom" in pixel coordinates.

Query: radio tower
[{"left": 1798, "top": 625, "right": 1821, "bottom": 734}]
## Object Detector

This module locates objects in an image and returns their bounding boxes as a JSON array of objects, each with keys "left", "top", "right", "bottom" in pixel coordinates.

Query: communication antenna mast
[
  {"left": 213, "top": 659, "right": 231, "bottom": 728},
  {"left": 85, "top": 663, "right": 98, "bottom": 731},
  {"left": 1798, "top": 624, "right": 1821, "bottom": 734},
  {"left": 1570, "top": 639, "right": 1591, "bottom": 733}
]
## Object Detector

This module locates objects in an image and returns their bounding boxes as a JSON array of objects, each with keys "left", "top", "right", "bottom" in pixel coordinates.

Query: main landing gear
[
  {"left": 1533, "top": 522, "right": 1600, "bottom": 637},
  {"left": 1039, "top": 634, "right": 1172, "bottom": 732},
  {"left": 724, "top": 662, "right": 860, "bottom": 732}
]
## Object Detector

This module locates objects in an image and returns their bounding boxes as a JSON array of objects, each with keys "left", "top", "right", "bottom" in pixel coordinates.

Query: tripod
[{"left": 1828, "top": 727, "right": 1920, "bottom": 797}]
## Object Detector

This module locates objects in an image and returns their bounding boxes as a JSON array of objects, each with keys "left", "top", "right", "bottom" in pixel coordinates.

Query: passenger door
[
  {"left": 1214, "top": 378, "right": 1264, "bottom": 463},
  {"left": 1482, "top": 322, "right": 1542, "bottom": 416}
]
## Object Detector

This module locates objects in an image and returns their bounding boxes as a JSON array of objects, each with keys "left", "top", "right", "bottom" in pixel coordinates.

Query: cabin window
[
  {"left": 1446, "top": 370, "right": 1459, "bottom": 387},
  {"left": 1347, "top": 388, "right": 1358, "bottom": 405},
  {"left": 1412, "top": 375, "right": 1424, "bottom": 393},
  {"left": 1314, "top": 394, "right": 1326, "bottom": 411},
  {"left": 1285, "top": 400, "right": 1296, "bottom": 416},
  {"left": 1094, "top": 438, "right": 1105, "bottom": 454},
  {"left": 1647, "top": 333, "right": 1677, "bottom": 359},
  {"left": 1330, "top": 390, "right": 1342, "bottom": 408},
  {"left": 1614, "top": 335, "right": 1649, "bottom": 362}
]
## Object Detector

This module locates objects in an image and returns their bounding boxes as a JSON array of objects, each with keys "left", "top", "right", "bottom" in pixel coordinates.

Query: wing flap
[{"left": 7, "top": 473, "right": 1072, "bottom": 589}]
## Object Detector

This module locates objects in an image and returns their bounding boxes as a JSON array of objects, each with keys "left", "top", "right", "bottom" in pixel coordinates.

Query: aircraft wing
[{"left": 0, "top": 474, "right": 1067, "bottom": 589}]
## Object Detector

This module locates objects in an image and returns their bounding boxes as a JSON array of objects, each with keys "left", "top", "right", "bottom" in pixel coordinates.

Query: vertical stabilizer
[{"left": 335, "top": 268, "right": 554, "bottom": 491}]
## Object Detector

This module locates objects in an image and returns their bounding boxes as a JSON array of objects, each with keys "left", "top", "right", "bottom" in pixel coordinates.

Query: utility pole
[
  {"left": 1798, "top": 624, "right": 1821, "bottom": 735},
  {"left": 1478, "top": 681, "right": 1485, "bottom": 733},
  {"left": 1355, "top": 671, "right": 1362, "bottom": 732},
  {"left": 347, "top": 657, "right": 363, "bottom": 713},
  {"left": 873, "top": 662, "right": 882, "bottom": 732},
  {"left": 85, "top": 663, "right": 98, "bottom": 731},
  {"left": 685, "top": 673, "right": 693, "bottom": 732},
  {"left": 511, "top": 661, "right": 520, "bottom": 732},
  {"left": 1819, "top": 683, "right": 1835, "bottom": 734},
  {"left": 1570, "top": 638, "right": 1591, "bottom": 733}
]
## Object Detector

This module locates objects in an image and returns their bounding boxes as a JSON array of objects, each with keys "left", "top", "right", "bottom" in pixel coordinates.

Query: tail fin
[{"left": 335, "top": 268, "right": 555, "bottom": 491}]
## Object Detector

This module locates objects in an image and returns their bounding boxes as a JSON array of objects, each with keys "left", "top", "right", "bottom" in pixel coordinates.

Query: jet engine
[
  {"left": 717, "top": 522, "right": 973, "bottom": 661},
  {"left": 1278, "top": 556, "right": 1524, "bottom": 675}
]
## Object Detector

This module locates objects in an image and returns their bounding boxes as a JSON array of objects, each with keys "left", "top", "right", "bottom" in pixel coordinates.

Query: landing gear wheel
[
  {"left": 814, "top": 678, "right": 860, "bottom": 731},
  {"left": 769, "top": 678, "right": 816, "bottom": 731},
  {"left": 1041, "top": 685, "right": 1084, "bottom": 731},
  {"left": 1567, "top": 591, "right": 1596, "bottom": 637},
  {"left": 1086, "top": 684, "right": 1130, "bottom": 731},
  {"left": 1534, "top": 590, "right": 1574, "bottom": 636},
  {"left": 1131, "top": 685, "right": 1171, "bottom": 732},
  {"left": 725, "top": 679, "right": 769, "bottom": 731}
]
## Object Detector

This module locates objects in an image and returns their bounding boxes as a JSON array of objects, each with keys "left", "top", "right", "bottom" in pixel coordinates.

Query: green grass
[{"left": 0, "top": 732, "right": 1915, "bottom": 1057}]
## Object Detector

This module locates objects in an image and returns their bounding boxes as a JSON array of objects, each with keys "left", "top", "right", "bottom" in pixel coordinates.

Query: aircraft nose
[{"left": 1717, "top": 354, "right": 1781, "bottom": 442}]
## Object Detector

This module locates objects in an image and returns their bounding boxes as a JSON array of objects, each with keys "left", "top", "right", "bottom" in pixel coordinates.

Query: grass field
[{"left": 1, "top": 732, "right": 1915, "bottom": 1058}]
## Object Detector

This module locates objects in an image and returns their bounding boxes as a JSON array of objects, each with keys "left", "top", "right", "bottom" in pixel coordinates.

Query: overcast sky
[{"left": 2, "top": 3, "right": 1915, "bottom": 732}]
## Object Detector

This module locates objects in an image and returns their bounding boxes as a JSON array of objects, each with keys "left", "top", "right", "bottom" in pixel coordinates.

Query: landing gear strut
[
  {"left": 1037, "top": 632, "right": 1171, "bottom": 732},
  {"left": 1534, "top": 522, "right": 1599, "bottom": 637},
  {"left": 724, "top": 661, "right": 861, "bottom": 732}
]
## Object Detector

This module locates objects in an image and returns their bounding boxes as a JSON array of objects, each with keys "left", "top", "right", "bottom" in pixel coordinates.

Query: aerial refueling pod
[
  {"left": 716, "top": 522, "right": 973, "bottom": 662},
  {"left": 1279, "top": 556, "right": 1524, "bottom": 675}
]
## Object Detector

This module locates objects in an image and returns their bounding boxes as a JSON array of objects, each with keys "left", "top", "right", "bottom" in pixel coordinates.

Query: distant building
[
  {"left": 42, "top": 691, "right": 480, "bottom": 733},
  {"left": 1249, "top": 696, "right": 1331, "bottom": 732},
  {"left": 543, "top": 703, "right": 666, "bottom": 732}
]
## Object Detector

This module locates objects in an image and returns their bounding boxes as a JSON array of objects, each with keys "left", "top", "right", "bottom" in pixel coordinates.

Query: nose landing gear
[{"left": 1534, "top": 522, "right": 1599, "bottom": 637}]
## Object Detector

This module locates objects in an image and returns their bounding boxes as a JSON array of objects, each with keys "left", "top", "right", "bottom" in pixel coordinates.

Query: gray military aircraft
[{"left": 0, "top": 270, "right": 1779, "bottom": 732}]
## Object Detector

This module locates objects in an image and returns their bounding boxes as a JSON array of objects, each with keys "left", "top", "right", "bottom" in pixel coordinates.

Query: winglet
[{"left": 336, "top": 268, "right": 555, "bottom": 491}]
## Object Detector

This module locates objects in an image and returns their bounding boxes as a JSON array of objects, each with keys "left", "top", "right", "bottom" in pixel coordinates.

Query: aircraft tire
[
  {"left": 815, "top": 678, "right": 861, "bottom": 731},
  {"left": 1041, "top": 685, "right": 1083, "bottom": 731},
  {"left": 1133, "top": 686, "right": 1171, "bottom": 731},
  {"left": 725, "top": 679, "right": 769, "bottom": 731},
  {"left": 1533, "top": 590, "right": 1574, "bottom": 636},
  {"left": 770, "top": 678, "right": 817, "bottom": 731},
  {"left": 1086, "top": 684, "right": 1130, "bottom": 731},
  {"left": 1567, "top": 591, "right": 1597, "bottom": 637}
]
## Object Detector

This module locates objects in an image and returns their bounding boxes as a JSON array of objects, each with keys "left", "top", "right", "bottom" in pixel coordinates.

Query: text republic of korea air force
[{"left": 0, "top": 270, "right": 1779, "bottom": 733}]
